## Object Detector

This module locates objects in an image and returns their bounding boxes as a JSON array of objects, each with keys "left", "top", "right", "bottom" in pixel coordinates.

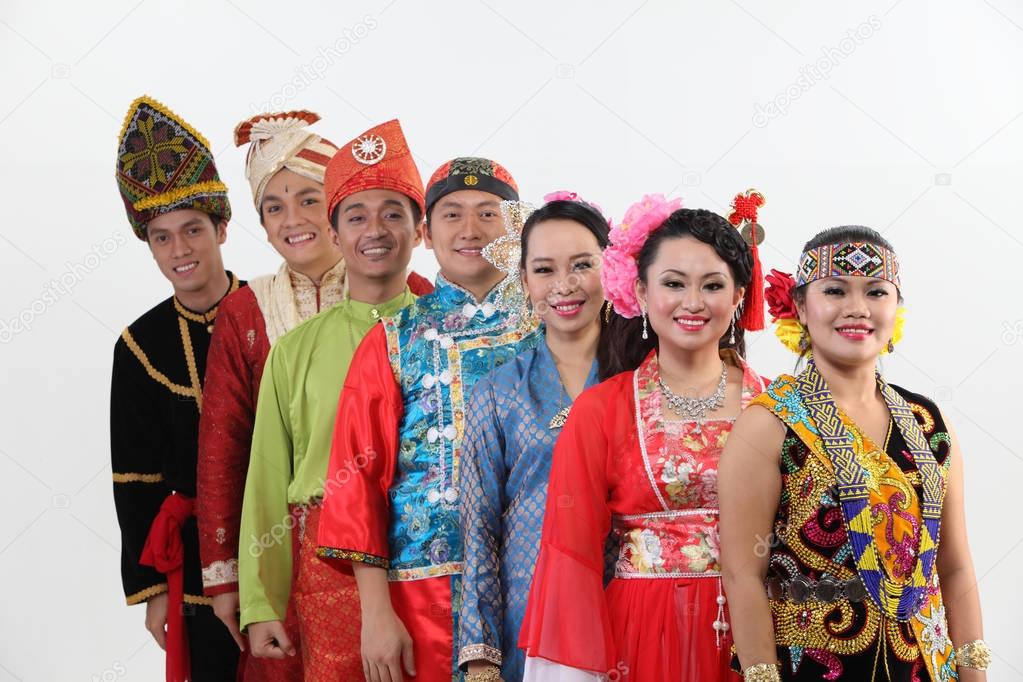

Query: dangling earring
[
  {"left": 521, "top": 297, "right": 535, "bottom": 323},
  {"left": 798, "top": 326, "right": 810, "bottom": 353},
  {"left": 729, "top": 303, "right": 743, "bottom": 346},
  {"left": 603, "top": 300, "right": 612, "bottom": 323},
  {"left": 641, "top": 308, "right": 649, "bottom": 340},
  {"left": 887, "top": 338, "right": 895, "bottom": 354}
]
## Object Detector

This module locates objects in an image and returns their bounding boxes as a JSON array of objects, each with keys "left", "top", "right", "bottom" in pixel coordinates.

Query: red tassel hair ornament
[{"left": 727, "top": 189, "right": 766, "bottom": 332}]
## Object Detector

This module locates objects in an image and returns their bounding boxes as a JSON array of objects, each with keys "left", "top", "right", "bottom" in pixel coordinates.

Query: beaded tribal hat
[
  {"left": 115, "top": 95, "right": 230, "bottom": 240},
  {"left": 425, "top": 157, "right": 518, "bottom": 217},
  {"left": 234, "top": 110, "right": 338, "bottom": 209}
]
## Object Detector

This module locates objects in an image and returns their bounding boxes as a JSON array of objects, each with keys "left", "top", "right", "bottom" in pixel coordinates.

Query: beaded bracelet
[
  {"left": 743, "top": 663, "right": 781, "bottom": 681},
  {"left": 956, "top": 639, "right": 992, "bottom": 670}
]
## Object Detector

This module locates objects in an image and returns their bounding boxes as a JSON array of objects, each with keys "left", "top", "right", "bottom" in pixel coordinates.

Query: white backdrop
[{"left": 1, "top": 1, "right": 1022, "bottom": 680}]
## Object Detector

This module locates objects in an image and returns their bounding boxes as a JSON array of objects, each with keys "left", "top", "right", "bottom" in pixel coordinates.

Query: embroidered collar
[
  {"left": 432, "top": 272, "right": 518, "bottom": 314},
  {"left": 286, "top": 257, "right": 345, "bottom": 290},
  {"left": 173, "top": 272, "right": 240, "bottom": 323}
]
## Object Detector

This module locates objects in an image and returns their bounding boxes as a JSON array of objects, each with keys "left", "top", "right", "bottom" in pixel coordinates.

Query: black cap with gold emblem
[{"left": 424, "top": 156, "right": 519, "bottom": 217}]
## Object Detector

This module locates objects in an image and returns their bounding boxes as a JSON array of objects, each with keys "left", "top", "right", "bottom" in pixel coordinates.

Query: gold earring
[{"left": 798, "top": 326, "right": 810, "bottom": 352}]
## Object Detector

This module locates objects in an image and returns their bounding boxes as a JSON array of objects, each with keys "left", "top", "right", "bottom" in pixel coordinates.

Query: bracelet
[
  {"left": 743, "top": 663, "right": 781, "bottom": 682},
  {"left": 956, "top": 639, "right": 992, "bottom": 670},
  {"left": 465, "top": 665, "right": 502, "bottom": 682}
]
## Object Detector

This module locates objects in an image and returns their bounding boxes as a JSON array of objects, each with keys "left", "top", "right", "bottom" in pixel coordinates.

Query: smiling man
[
  {"left": 197, "top": 112, "right": 435, "bottom": 681},
  {"left": 110, "top": 95, "right": 241, "bottom": 681},
  {"left": 237, "top": 119, "right": 426, "bottom": 679},
  {"left": 316, "top": 157, "right": 540, "bottom": 682}
]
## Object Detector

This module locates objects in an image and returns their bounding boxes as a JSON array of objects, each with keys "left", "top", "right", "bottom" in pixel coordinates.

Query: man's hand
[
  {"left": 361, "top": 608, "right": 416, "bottom": 682},
  {"left": 144, "top": 593, "right": 169, "bottom": 650},
  {"left": 248, "top": 620, "right": 296, "bottom": 659},
  {"left": 211, "top": 591, "right": 246, "bottom": 651}
]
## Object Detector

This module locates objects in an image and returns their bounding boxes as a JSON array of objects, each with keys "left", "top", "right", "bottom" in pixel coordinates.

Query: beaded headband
[{"left": 796, "top": 242, "right": 900, "bottom": 288}]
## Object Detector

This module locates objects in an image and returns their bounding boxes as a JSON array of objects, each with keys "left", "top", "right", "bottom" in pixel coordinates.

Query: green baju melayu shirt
[{"left": 239, "top": 288, "right": 416, "bottom": 629}]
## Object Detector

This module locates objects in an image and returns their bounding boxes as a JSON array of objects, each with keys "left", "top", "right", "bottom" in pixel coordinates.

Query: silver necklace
[{"left": 658, "top": 364, "right": 727, "bottom": 421}]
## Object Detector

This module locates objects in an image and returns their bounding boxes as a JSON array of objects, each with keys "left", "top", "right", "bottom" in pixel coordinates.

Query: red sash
[{"left": 140, "top": 492, "right": 194, "bottom": 682}]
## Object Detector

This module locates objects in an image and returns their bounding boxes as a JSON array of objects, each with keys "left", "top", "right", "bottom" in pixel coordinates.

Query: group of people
[{"left": 109, "top": 95, "right": 989, "bottom": 682}]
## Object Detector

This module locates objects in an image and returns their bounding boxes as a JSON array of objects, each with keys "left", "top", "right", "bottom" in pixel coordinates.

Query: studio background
[{"left": 1, "top": 1, "right": 1021, "bottom": 679}]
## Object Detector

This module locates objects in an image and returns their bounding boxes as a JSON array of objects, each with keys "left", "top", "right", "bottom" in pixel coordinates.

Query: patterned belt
[
  {"left": 612, "top": 509, "right": 721, "bottom": 579},
  {"left": 766, "top": 573, "right": 868, "bottom": 603}
]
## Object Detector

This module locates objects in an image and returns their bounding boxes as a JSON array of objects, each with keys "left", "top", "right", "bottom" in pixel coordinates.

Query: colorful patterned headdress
[
  {"left": 425, "top": 157, "right": 519, "bottom": 216},
  {"left": 116, "top": 95, "right": 231, "bottom": 240},
  {"left": 324, "top": 119, "right": 425, "bottom": 222},
  {"left": 234, "top": 110, "right": 338, "bottom": 209},
  {"left": 796, "top": 241, "right": 900, "bottom": 289}
]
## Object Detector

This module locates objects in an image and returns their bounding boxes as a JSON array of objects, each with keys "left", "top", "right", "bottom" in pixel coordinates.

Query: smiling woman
[
  {"left": 458, "top": 194, "right": 612, "bottom": 681},
  {"left": 719, "top": 226, "right": 990, "bottom": 682},
  {"left": 519, "top": 196, "right": 769, "bottom": 682}
]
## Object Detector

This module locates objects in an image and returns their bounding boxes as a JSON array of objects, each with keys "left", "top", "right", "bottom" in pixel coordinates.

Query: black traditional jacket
[{"left": 110, "top": 274, "right": 241, "bottom": 605}]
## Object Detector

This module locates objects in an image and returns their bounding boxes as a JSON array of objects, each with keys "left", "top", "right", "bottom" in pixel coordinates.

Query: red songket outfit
[{"left": 520, "top": 350, "right": 764, "bottom": 682}]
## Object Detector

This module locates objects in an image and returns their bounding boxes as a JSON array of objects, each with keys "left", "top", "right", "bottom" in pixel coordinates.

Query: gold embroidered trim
[
  {"left": 121, "top": 328, "right": 197, "bottom": 400},
  {"left": 179, "top": 317, "right": 203, "bottom": 413},
  {"left": 184, "top": 594, "right": 214, "bottom": 606},
  {"left": 457, "top": 643, "right": 502, "bottom": 667},
  {"left": 173, "top": 274, "right": 240, "bottom": 323},
  {"left": 112, "top": 472, "right": 164, "bottom": 483},
  {"left": 134, "top": 180, "right": 229, "bottom": 211},
  {"left": 771, "top": 597, "right": 879, "bottom": 655},
  {"left": 908, "top": 401, "right": 936, "bottom": 434},
  {"left": 123, "top": 275, "right": 239, "bottom": 408},
  {"left": 125, "top": 583, "right": 168, "bottom": 605},
  {"left": 316, "top": 547, "right": 389, "bottom": 569},
  {"left": 388, "top": 561, "right": 462, "bottom": 582}
]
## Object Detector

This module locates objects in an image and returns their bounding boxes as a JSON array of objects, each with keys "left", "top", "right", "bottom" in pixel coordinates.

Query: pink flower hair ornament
[
  {"left": 542, "top": 189, "right": 604, "bottom": 217},
  {"left": 599, "top": 194, "right": 683, "bottom": 318}
]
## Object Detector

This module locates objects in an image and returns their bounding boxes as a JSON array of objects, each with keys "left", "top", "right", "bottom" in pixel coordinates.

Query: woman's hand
[{"left": 211, "top": 591, "right": 246, "bottom": 651}]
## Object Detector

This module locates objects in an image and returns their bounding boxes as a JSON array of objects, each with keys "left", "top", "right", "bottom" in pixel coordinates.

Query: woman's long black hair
[
  {"left": 519, "top": 199, "right": 614, "bottom": 377},
  {"left": 600, "top": 208, "right": 754, "bottom": 380}
]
